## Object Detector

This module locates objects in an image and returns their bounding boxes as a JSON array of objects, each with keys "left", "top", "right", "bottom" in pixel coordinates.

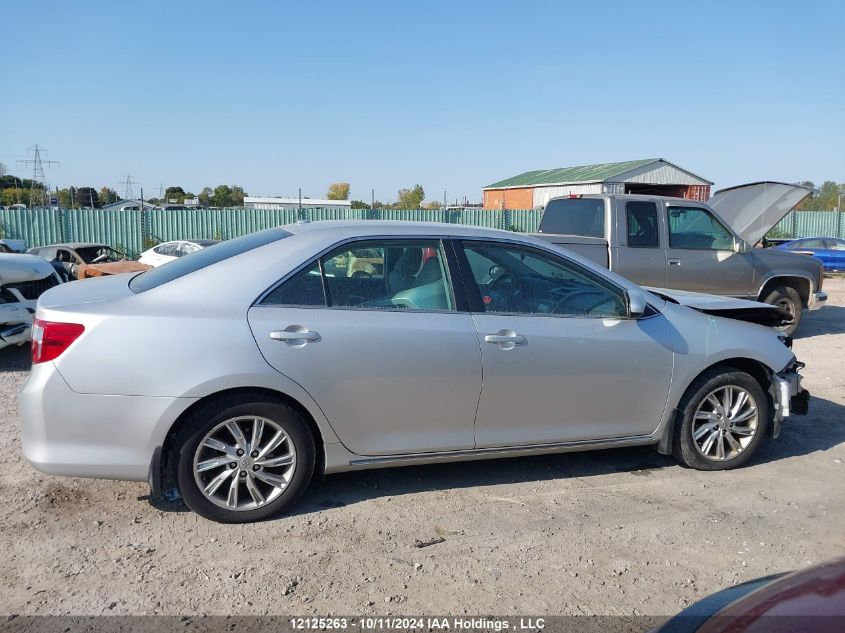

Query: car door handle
[
  {"left": 270, "top": 327, "right": 321, "bottom": 343},
  {"left": 484, "top": 330, "right": 527, "bottom": 348},
  {"left": 668, "top": 259, "right": 682, "bottom": 266}
]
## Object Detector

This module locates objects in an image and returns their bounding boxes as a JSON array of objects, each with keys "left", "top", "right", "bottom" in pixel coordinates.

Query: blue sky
[{"left": 3, "top": 0, "right": 843, "bottom": 203}]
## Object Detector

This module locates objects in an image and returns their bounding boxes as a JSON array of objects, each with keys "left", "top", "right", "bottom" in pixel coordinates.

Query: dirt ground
[{"left": 1, "top": 280, "right": 844, "bottom": 618}]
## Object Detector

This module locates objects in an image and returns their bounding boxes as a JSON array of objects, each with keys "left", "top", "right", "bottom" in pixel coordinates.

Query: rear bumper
[
  {"left": 770, "top": 362, "right": 809, "bottom": 438},
  {"left": 19, "top": 362, "right": 198, "bottom": 481},
  {"left": 808, "top": 291, "right": 827, "bottom": 311}
]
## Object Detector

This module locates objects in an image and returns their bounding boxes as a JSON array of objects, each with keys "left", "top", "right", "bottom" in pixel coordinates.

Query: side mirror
[
  {"left": 735, "top": 239, "right": 749, "bottom": 253},
  {"left": 627, "top": 290, "right": 647, "bottom": 319}
]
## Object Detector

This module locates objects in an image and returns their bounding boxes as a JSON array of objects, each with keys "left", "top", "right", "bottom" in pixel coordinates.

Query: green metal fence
[{"left": 0, "top": 207, "right": 840, "bottom": 258}]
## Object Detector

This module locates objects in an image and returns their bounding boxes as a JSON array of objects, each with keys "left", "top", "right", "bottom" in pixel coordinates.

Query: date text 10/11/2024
[{"left": 289, "top": 617, "right": 546, "bottom": 631}]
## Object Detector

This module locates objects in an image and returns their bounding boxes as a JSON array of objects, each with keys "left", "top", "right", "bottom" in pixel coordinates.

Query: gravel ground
[{"left": 1, "top": 279, "right": 843, "bottom": 617}]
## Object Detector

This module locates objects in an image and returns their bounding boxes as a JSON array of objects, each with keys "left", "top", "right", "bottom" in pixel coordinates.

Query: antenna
[
  {"left": 16, "top": 145, "right": 59, "bottom": 207},
  {"left": 118, "top": 174, "right": 140, "bottom": 200}
]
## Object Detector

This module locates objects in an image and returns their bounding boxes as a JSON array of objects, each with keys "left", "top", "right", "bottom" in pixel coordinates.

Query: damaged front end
[{"left": 769, "top": 359, "right": 809, "bottom": 438}]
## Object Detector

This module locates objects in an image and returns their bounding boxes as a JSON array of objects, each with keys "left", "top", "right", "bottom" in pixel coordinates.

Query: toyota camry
[{"left": 20, "top": 222, "right": 809, "bottom": 523}]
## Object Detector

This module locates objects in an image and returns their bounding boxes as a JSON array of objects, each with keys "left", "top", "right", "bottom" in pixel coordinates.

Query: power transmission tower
[
  {"left": 16, "top": 145, "right": 59, "bottom": 207},
  {"left": 118, "top": 174, "right": 140, "bottom": 200}
]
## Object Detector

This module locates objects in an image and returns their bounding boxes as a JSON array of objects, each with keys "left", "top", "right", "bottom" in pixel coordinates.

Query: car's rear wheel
[
  {"left": 762, "top": 285, "right": 802, "bottom": 335},
  {"left": 673, "top": 369, "right": 769, "bottom": 471},
  {"left": 174, "top": 394, "right": 315, "bottom": 523}
]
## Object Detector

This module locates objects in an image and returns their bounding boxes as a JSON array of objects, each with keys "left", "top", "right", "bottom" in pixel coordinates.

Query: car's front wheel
[
  {"left": 673, "top": 369, "right": 770, "bottom": 470},
  {"left": 174, "top": 394, "right": 315, "bottom": 523}
]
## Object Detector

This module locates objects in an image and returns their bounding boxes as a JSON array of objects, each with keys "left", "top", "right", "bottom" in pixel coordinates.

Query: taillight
[{"left": 31, "top": 319, "right": 85, "bottom": 364}]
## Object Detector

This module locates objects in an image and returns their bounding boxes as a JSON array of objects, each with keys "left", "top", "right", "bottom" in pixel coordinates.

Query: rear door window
[
  {"left": 625, "top": 201, "right": 660, "bottom": 248},
  {"left": 260, "top": 239, "right": 455, "bottom": 312}
]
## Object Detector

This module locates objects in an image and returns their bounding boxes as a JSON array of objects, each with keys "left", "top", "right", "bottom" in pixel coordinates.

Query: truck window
[
  {"left": 626, "top": 201, "right": 659, "bottom": 248},
  {"left": 540, "top": 198, "right": 605, "bottom": 237},
  {"left": 667, "top": 207, "right": 734, "bottom": 251}
]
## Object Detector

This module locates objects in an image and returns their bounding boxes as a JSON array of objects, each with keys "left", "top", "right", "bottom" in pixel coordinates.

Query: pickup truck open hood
[
  {"left": 707, "top": 182, "right": 813, "bottom": 246},
  {"left": 645, "top": 287, "right": 791, "bottom": 327}
]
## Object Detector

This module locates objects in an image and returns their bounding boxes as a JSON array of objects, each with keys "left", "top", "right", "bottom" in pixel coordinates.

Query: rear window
[
  {"left": 129, "top": 228, "right": 291, "bottom": 293},
  {"left": 540, "top": 198, "right": 606, "bottom": 237}
]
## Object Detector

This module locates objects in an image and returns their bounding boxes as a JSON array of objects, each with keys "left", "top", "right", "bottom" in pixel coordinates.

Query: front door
[
  {"left": 664, "top": 205, "right": 756, "bottom": 297},
  {"left": 248, "top": 237, "right": 482, "bottom": 456},
  {"left": 455, "top": 240, "right": 673, "bottom": 448}
]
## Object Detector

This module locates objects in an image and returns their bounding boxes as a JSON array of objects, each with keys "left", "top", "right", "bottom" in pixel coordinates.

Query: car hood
[
  {"left": 0, "top": 253, "right": 57, "bottom": 284},
  {"left": 0, "top": 239, "right": 26, "bottom": 253},
  {"left": 707, "top": 181, "right": 813, "bottom": 246},
  {"left": 645, "top": 287, "right": 791, "bottom": 327}
]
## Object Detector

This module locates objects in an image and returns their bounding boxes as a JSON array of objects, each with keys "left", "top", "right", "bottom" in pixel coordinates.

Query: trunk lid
[
  {"left": 707, "top": 182, "right": 813, "bottom": 246},
  {"left": 38, "top": 273, "right": 136, "bottom": 308}
]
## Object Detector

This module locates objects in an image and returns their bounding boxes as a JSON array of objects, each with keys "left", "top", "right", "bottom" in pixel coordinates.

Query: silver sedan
[{"left": 20, "top": 222, "right": 809, "bottom": 523}]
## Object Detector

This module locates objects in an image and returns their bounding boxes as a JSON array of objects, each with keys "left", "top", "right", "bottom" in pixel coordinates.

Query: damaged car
[
  {"left": 29, "top": 242, "right": 151, "bottom": 280},
  {"left": 20, "top": 222, "right": 809, "bottom": 523},
  {"left": 0, "top": 252, "right": 62, "bottom": 351}
]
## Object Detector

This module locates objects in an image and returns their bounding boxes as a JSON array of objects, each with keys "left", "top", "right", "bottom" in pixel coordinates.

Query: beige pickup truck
[{"left": 534, "top": 182, "right": 826, "bottom": 335}]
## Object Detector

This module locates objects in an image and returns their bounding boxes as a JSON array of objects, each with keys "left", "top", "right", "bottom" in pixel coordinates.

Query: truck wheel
[
  {"left": 672, "top": 368, "right": 769, "bottom": 471},
  {"left": 762, "top": 285, "right": 802, "bottom": 335}
]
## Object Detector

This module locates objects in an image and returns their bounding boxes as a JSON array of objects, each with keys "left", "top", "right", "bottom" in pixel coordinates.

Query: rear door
[
  {"left": 613, "top": 199, "right": 667, "bottom": 287},
  {"left": 664, "top": 205, "right": 756, "bottom": 297},
  {"left": 248, "top": 237, "right": 482, "bottom": 456}
]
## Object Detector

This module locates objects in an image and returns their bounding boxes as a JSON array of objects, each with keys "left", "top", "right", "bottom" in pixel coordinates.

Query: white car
[
  {"left": 138, "top": 240, "right": 219, "bottom": 267},
  {"left": 0, "top": 253, "right": 62, "bottom": 351}
]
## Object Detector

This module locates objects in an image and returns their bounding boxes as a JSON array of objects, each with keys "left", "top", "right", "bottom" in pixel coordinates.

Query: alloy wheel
[
  {"left": 692, "top": 386, "right": 759, "bottom": 461},
  {"left": 192, "top": 416, "right": 297, "bottom": 511}
]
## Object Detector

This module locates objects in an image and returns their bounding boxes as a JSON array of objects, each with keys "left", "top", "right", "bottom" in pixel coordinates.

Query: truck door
[
  {"left": 613, "top": 199, "right": 667, "bottom": 288},
  {"left": 664, "top": 205, "right": 756, "bottom": 297}
]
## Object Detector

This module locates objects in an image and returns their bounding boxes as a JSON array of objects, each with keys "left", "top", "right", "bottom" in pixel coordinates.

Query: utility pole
[
  {"left": 17, "top": 145, "right": 59, "bottom": 207},
  {"left": 371, "top": 188, "right": 375, "bottom": 209}
]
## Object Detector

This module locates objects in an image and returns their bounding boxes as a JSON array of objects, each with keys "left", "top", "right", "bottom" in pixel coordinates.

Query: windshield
[
  {"left": 76, "top": 246, "right": 125, "bottom": 263},
  {"left": 129, "top": 228, "right": 292, "bottom": 293},
  {"left": 540, "top": 198, "right": 606, "bottom": 237}
]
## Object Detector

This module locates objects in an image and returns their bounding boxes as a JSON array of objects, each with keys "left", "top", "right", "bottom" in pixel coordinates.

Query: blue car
[{"left": 774, "top": 237, "right": 845, "bottom": 272}]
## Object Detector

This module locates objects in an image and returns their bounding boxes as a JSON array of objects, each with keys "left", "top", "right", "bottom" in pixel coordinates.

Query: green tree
[
  {"left": 327, "top": 182, "right": 351, "bottom": 200},
  {"left": 75, "top": 187, "right": 100, "bottom": 208},
  {"left": 425, "top": 200, "right": 442, "bottom": 209},
  {"left": 397, "top": 184, "right": 425, "bottom": 209},
  {"left": 198, "top": 187, "right": 213, "bottom": 207},
  {"left": 55, "top": 188, "right": 74, "bottom": 208},
  {"left": 210, "top": 184, "right": 246, "bottom": 208},
  {"left": 799, "top": 181, "right": 843, "bottom": 211},
  {"left": 350, "top": 200, "right": 370, "bottom": 209},
  {"left": 165, "top": 186, "right": 187, "bottom": 203},
  {"left": 99, "top": 187, "right": 119, "bottom": 206}
]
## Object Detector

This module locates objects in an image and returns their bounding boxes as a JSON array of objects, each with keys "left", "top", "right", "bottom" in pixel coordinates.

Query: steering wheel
[
  {"left": 91, "top": 253, "right": 109, "bottom": 264},
  {"left": 550, "top": 289, "right": 617, "bottom": 316},
  {"left": 484, "top": 272, "right": 521, "bottom": 311}
]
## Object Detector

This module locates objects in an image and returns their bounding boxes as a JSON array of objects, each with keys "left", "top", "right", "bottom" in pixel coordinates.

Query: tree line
[
  {"left": 795, "top": 181, "right": 845, "bottom": 211},
  {"left": 328, "top": 182, "right": 443, "bottom": 209}
]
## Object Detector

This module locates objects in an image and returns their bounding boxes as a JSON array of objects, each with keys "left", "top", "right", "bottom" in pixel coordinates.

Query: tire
[
  {"left": 174, "top": 393, "right": 316, "bottom": 523},
  {"left": 762, "top": 285, "right": 802, "bottom": 335},
  {"left": 672, "top": 368, "right": 770, "bottom": 471}
]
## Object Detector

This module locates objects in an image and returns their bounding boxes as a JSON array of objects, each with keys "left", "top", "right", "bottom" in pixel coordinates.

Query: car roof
[
  {"left": 49, "top": 242, "right": 109, "bottom": 249},
  {"left": 281, "top": 220, "right": 516, "bottom": 240}
]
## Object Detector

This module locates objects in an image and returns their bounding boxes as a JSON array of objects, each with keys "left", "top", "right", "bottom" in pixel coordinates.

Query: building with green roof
[{"left": 482, "top": 158, "right": 713, "bottom": 209}]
